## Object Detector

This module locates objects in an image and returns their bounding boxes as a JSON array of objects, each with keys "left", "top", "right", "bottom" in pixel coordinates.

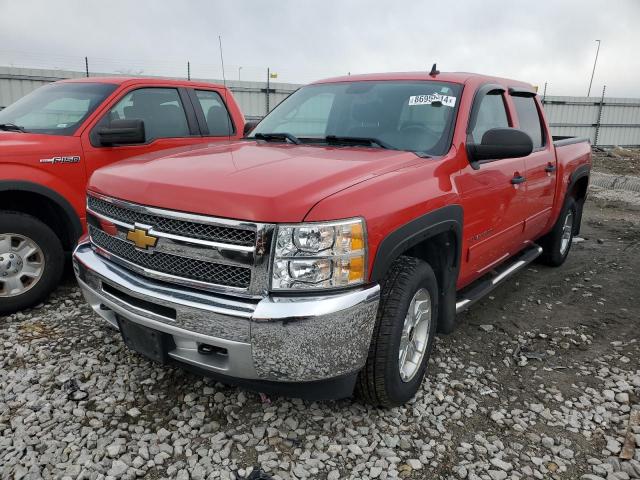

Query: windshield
[
  {"left": 0, "top": 82, "right": 117, "bottom": 136},
  {"left": 250, "top": 80, "right": 462, "bottom": 156}
]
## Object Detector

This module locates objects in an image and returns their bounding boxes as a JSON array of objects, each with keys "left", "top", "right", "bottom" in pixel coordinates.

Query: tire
[
  {"left": 0, "top": 212, "right": 64, "bottom": 315},
  {"left": 537, "top": 197, "right": 577, "bottom": 267},
  {"left": 356, "top": 256, "right": 438, "bottom": 407}
]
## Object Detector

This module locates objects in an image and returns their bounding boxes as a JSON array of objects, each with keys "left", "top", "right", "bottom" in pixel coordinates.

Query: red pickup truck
[
  {"left": 73, "top": 71, "right": 591, "bottom": 406},
  {"left": 0, "top": 77, "right": 245, "bottom": 313}
]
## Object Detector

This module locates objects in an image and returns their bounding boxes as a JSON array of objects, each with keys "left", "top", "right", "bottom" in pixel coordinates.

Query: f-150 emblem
[
  {"left": 39, "top": 156, "right": 80, "bottom": 164},
  {"left": 126, "top": 227, "right": 158, "bottom": 250}
]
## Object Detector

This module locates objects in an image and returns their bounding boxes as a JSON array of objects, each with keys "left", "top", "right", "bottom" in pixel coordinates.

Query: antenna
[
  {"left": 429, "top": 63, "right": 440, "bottom": 76},
  {"left": 218, "top": 35, "right": 232, "bottom": 140}
]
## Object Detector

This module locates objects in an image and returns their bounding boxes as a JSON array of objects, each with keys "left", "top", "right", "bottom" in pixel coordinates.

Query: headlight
[{"left": 271, "top": 218, "right": 367, "bottom": 290}]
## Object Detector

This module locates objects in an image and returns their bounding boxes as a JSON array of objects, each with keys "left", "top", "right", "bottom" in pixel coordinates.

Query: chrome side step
[{"left": 455, "top": 244, "right": 543, "bottom": 314}]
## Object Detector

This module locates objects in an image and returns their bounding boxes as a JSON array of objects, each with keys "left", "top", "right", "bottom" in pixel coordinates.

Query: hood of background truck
[
  {"left": 0, "top": 131, "right": 79, "bottom": 160},
  {"left": 88, "top": 140, "right": 421, "bottom": 222}
]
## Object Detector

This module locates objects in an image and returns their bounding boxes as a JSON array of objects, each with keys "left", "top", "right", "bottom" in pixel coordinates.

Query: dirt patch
[{"left": 592, "top": 147, "right": 640, "bottom": 176}]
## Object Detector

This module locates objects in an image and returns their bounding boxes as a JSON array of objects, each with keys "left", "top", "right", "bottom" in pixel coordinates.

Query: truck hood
[
  {"left": 0, "top": 131, "right": 79, "bottom": 160},
  {"left": 89, "top": 141, "right": 422, "bottom": 222}
]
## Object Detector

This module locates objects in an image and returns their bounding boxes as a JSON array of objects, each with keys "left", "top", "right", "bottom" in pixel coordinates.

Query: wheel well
[
  {"left": 571, "top": 175, "right": 589, "bottom": 203},
  {"left": 0, "top": 190, "right": 79, "bottom": 251},
  {"left": 403, "top": 230, "right": 459, "bottom": 333}
]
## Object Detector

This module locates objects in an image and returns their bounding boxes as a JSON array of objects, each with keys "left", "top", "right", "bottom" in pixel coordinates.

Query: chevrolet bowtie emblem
[{"left": 126, "top": 227, "right": 158, "bottom": 250}]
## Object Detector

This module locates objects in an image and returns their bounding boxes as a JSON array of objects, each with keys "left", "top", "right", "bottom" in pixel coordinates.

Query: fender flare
[
  {"left": 370, "top": 204, "right": 463, "bottom": 334},
  {"left": 568, "top": 164, "right": 591, "bottom": 195},
  {"left": 0, "top": 180, "right": 83, "bottom": 245},
  {"left": 370, "top": 204, "right": 463, "bottom": 282}
]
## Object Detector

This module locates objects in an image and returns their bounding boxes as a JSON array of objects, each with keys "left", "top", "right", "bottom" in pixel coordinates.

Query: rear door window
[
  {"left": 471, "top": 92, "right": 510, "bottom": 143},
  {"left": 512, "top": 95, "right": 545, "bottom": 149},
  {"left": 193, "top": 90, "right": 234, "bottom": 136}
]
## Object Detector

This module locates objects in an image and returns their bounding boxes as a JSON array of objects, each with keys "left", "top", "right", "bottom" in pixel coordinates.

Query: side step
[{"left": 455, "top": 244, "right": 543, "bottom": 314}]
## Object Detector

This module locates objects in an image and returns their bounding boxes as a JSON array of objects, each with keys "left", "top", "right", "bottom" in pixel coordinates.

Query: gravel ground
[{"left": 2, "top": 170, "right": 640, "bottom": 479}]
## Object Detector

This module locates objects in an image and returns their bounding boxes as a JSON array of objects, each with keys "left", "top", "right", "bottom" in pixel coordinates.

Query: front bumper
[{"left": 73, "top": 243, "right": 380, "bottom": 386}]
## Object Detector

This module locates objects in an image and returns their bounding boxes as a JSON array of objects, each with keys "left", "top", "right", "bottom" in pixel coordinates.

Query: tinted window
[
  {"left": 251, "top": 81, "right": 462, "bottom": 156},
  {"left": 472, "top": 92, "right": 509, "bottom": 143},
  {"left": 194, "top": 90, "right": 233, "bottom": 136},
  {"left": 512, "top": 96, "right": 544, "bottom": 148},
  {"left": 0, "top": 82, "right": 117, "bottom": 135},
  {"left": 102, "top": 88, "right": 190, "bottom": 141}
]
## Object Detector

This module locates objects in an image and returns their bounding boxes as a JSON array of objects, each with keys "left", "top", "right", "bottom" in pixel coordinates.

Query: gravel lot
[{"left": 2, "top": 163, "right": 640, "bottom": 479}]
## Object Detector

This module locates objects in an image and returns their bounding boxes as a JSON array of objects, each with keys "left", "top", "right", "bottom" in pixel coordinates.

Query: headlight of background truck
[{"left": 271, "top": 218, "right": 367, "bottom": 290}]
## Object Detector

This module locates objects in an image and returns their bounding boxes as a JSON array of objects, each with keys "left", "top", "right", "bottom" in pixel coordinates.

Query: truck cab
[{"left": 0, "top": 77, "right": 245, "bottom": 313}]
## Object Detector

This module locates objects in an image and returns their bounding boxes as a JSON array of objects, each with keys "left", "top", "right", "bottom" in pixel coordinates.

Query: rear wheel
[
  {"left": 538, "top": 197, "right": 577, "bottom": 267},
  {"left": 356, "top": 256, "right": 438, "bottom": 407},
  {"left": 0, "top": 212, "right": 64, "bottom": 315}
]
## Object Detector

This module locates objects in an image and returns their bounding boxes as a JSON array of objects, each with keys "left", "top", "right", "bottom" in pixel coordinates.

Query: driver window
[
  {"left": 99, "top": 88, "right": 190, "bottom": 141},
  {"left": 472, "top": 92, "right": 509, "bottom": 143}
]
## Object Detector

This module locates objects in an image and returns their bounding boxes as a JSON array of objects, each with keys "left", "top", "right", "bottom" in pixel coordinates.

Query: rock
[{"left": 480, "top": 324, "right": 494, "bottom": 332}]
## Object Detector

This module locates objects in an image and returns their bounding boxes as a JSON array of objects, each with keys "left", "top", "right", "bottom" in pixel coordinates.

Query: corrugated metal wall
[
  {"left": 542, "top": 95, "right": 640, "bottom": 146},
  {"left": 0, "top": 66, "right": 298, "bottom": 120},
  {"left": 2, "top": 66, "right": 639, "bottom": 146}
]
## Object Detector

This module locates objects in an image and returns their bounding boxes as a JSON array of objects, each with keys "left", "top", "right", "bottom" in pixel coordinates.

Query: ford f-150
[{"left": 0, "top": 77, "right": 244, "bottom": 313}]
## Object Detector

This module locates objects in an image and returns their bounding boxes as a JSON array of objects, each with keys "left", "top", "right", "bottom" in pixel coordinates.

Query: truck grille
[
  {"left": 90, "top": 227, "right": 252, "bottom": 289},
  {"left": 88, "top": 196, "right": 256, "bottom": 247}
]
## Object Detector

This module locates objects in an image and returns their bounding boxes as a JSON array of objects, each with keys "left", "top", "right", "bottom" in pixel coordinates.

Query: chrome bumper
[{"left": 73, "top": 243, "right": 380, "bottom": 383}]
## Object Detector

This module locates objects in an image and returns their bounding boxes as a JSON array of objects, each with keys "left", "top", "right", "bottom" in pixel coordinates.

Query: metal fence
[
  {"left": 542, "top": 91, "right": 640, "bottom": 147},
  {"left": 2, "top": 66, "right": 640, "bottom": 146},
  {"left": 0, "top": 66, "right": 299, "bottom": 120}
]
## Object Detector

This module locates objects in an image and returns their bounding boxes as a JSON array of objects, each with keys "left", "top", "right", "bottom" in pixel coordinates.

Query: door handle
[
  {"left": 545, "top": 163, "right": 557, "bottom": 173},
  {"left": 511, "top": 174, "right": 526, "bottom": 185}
]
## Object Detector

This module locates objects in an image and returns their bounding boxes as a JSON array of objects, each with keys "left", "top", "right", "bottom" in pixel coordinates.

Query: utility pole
[
  {"left": 587, "top": 39, "right": 601, "bottom": 97},
  {"left": 266, "top": 68, "right": 270, "bottom": 114},
  {"left": 84, "top": 57, "right": 89, "bottom": 78},
  {"left": 542, "top": 82, "right": 548, "bottom": 103},
  {"left": 238, "top": 66, "right": 242, "bottom": 81},
  {"left": 187, "top": 61, "right": 190, "bottom": 81}
]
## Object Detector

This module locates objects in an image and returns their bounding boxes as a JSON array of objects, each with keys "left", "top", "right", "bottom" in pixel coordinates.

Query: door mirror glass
[
  {"left": 97, "top": 119, "right": 145, "bottom": 146},
  {"left": 243, "top": 120, "right": 259, "bottom": 136},
  {"left": 467, "top": 127, "right": 533, "bottom": 164}
]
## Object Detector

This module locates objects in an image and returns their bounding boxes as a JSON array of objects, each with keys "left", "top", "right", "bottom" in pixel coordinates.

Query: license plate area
[{"left": 117, "top": 316, "right": 174, "bottom": 363}]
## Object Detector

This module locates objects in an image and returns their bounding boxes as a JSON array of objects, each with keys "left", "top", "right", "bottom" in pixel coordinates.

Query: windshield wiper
[
  {"left": 254, "top": 132, "right": 301, "bottom": 145},
  {"left": 0, "top": 123, "right": 26, "bottom": 132},
  {"left": 324, "top": 135, "right": 393, "bottom": 150}
]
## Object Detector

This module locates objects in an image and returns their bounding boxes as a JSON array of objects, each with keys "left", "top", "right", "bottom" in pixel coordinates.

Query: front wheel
[
  {"left": 356, "top": 256, "right": 438, "bottom": 407},
  {"left": 537, "top": 197, "right": 577, "bottom": 267},
  {"left": 0, "top": 212, "right": 64, "bottom": 315}
]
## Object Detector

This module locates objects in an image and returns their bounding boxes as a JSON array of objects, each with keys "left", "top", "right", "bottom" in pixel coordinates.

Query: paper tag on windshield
[{"left": 408, "top": 94, "right": 456, "bottom": 107}]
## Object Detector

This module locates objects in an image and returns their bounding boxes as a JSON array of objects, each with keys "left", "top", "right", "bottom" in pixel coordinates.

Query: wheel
[
  {"left": 0, "top": 212, "right": 64, "bottom": 315},
  {"left": 537, "top": 197, "right": 577, "bottom": 267},
  {"left": 356, "top": 256, "right": 438, "bottom": 407}
]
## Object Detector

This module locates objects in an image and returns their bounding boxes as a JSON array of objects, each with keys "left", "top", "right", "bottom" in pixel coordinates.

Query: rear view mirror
[
  {"left": 467, "top": 128, "right": 533, "bottom": 166},
  {"left": 243, "top": 120, "right": 259, "bottom": 136},
  {"left": 97, "top": 119, "right": 145, "bottom": 146}
]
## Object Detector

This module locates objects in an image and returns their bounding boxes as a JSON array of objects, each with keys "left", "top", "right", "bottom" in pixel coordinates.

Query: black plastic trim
[
  {"left": 177, "top": 87, "right": 201, "bottom": 135},
  {"left": 371, "top": 205, "right": 463, "bottom": 282},
  {"left": 176, "top": 361, "right": 358, "bottom": 400},
  {"left": 508, "top": 86, "right": 537, "bottom": 97},
  {"left": 0, "top": 180, "right": 83, "bottom": 246},
  {"left": 466, "top": 83, "right": 506, "bottom": 135}
]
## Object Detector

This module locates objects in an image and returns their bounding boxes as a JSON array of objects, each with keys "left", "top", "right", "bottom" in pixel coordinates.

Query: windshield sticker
[{"left": 408, "top": 94, "right": 456, "bottom": 107}]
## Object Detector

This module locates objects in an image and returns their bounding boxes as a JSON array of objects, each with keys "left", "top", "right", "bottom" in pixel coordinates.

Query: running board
[{"left": 455, "top": 244, "right": 543, "bottom": 314}]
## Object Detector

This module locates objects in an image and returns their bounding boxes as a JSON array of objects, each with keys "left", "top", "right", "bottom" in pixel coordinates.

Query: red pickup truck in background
[
  {"left": 73, "top": 71, "right": 591, "bottom": 406},
  {"left": 0, "top": 77, "right": 245, "bottom": 313}
]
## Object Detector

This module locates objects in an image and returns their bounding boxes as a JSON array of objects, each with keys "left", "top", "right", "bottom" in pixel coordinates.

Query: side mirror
[
  {"left": 467, "top": 128, "right": 533, "bottom": 165},
  {"left": 97, "top": 119, "right": 145, "bottom": 146},
  {"left": 243, "top": 120, "right": 260, "bottom": 136}
]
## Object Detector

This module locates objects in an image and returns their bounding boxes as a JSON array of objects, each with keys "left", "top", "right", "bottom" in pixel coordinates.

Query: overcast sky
[{"left": 1, "top": 0, "right": 638, "bottom": 97}]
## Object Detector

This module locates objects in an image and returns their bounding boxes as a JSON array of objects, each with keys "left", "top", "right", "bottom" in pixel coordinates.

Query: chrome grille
[
  {"left": 90, "top": 227, "right": 251, "bottom": 288},
  {"left": 88, "top": 196, "right": 256, "bottom": 246}
]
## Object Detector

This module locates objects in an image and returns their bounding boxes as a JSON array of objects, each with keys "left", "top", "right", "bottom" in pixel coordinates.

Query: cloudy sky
[{"left": 0, "top": 0, "right": 638, "bottom": 97}]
